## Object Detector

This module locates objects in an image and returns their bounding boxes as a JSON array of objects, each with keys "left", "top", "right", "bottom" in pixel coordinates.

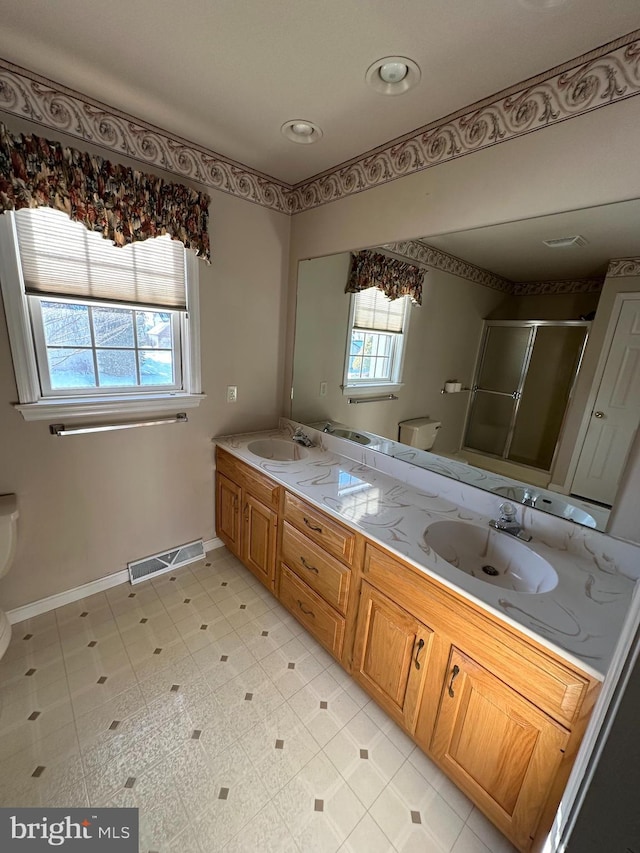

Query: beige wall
[
  {"left": 289, "top": 98, "right": 640, "bottom": 265},
  {"left": 292, "top": 254, "right": 504, "bottom": 451},
  {"left": 0, "top": 117, "right": 290, "bottom": 611},
  {"left": 488, "top": 291, "right": 600, "bottom": 321},
  {"left": 292, "top": 253, "right": 351, "bottom": 423}
]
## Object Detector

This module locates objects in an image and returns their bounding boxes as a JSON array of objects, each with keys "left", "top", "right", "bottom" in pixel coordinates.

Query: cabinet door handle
[
  {"left": 243, "top": 502, "right": 249, "bottom": 520},
  {"left": 300, "top": 556, "right": 319, "bottom": 575},
  {"left": 414, "top": 638, "right": 425, "bottom": 670},
  {"left": 297, "top": 600, "right": 315, "bottom": 618},
  {"left": 448, "top": 664, "right": 460, "bottom": 698},
  {"left": 303, "top": 517, "right": 322, "bottom": 533}
]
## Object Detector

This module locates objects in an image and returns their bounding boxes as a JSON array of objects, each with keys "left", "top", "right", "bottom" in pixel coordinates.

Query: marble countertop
[{"left": 214, "top": 427, "right": 637, "bottom": 680}]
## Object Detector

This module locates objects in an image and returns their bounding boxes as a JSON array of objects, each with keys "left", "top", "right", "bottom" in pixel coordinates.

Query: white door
[{"left": 572, "top": 296, "right": 640, "bottom": 505}]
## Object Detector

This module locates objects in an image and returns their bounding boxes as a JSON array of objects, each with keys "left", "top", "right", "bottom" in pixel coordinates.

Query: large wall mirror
[{"left": 291, "top": 198, "right": 640, "bottom": 534}]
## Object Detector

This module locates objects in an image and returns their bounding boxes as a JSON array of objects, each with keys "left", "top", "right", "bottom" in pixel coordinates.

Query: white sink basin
[
  {"left": 332, "top": 428, "right": 370, "bottom": 445},
  {"left": 247, "top": 438, "right": 309, "bottom": 461},
  {"left": 424, "top": 520, "right": 558, "bottom": 594}
]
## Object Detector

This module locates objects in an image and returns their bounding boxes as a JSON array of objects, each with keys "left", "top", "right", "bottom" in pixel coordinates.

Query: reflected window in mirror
[{"left": 344, "top": 287, "right": 412, "bottom": 392}]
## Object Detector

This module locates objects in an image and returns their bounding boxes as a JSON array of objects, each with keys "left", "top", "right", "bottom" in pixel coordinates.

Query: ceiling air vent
[
  {"left": 128, "top": 539, "right": 205, "bottom": 585},
  {"left": 543, "top": 235, "right": 588, "bottom": 248}
]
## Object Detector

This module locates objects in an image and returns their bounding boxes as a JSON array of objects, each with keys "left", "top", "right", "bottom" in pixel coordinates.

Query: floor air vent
[{"left": 128, "top": 539, "right": 205, "bottom": 585}]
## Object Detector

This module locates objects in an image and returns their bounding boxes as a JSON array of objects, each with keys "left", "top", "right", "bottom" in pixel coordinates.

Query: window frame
[
  {"left": 342, "top": 289, "right": 411, "bottom": 395},
  {"left": 0, "top": 211, "right": 204, "bottom": 421}
]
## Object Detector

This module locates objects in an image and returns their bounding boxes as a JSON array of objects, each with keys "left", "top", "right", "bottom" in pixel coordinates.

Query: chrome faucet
[
  {"left": 489, "top": 501, "right": 532, "bottom": 541},
  {"left": 292, "top": 427, "right": 314, "bottom": 447},
  {"left": 322, "top": 422, "right": 334, "bottom": 433},
  {"left": 521, "top": 489, "right": 538, "bottom": 507}
]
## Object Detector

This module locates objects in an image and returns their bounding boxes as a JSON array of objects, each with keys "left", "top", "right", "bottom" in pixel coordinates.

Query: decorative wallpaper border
[
  {"left": 382, "top": 239, "right": 513, "bottom": 292},
  {"left": 607, "top": 257, "right": 640, "bottom": 277},
  {"left": 385, "top": 238, "right": 605, "bottom": 296},
  {"left": 289, "top": 32, "right": 640, "bottom": 212},
  {"left": 512, "top": 278, "right": 604, "bottom": 295},
  {"left": 0, "top": 30, "right": 639, "bottom": 215},
  {"left": 0, "top": 61, "right": 291, "bottom": 214}
]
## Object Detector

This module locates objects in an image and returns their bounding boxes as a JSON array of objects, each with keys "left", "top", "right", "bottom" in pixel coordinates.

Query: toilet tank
[{"left": 398, "top": 417, "right": 441, "bottom": 450}]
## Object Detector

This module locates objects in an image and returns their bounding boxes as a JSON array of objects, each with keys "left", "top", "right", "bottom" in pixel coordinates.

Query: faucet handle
[{"left": 498, "top": 501, "right": 517, "bottom": 522}]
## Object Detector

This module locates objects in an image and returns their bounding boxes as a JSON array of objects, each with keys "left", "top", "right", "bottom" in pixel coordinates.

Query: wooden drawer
[
  {"left": 216, "top": 447, "right": 280, "bottom": 509},
  {"left": 279, "top": 563, "right": 345, "bottom": 659},
  {"left": 363, "top": 543, "right": 596, "bottom": 726},
  {"left": 281, "top": 521, "right": 351, "bottom": 614},
  {"left": 283, "top": 491, "right": 355, "bottom": 565}
]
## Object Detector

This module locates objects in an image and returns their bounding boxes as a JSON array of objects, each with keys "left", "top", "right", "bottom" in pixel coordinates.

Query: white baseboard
[{"left": 7, "top": 536, "right": 224, "bottom": 625}]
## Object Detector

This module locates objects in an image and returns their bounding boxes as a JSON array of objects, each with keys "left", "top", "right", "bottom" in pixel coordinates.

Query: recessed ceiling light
[
  {"left": 366, "top": 56, "right": 421, "bottom": 96},
  {"left": 543, "top": 235, "right": 588, "bottom": 248},
  {"left": 281, "top": 120, "right": 323, "bottom": 144},
  {"left": 379, "top": 61, "right": 409, "bottom": 84}
]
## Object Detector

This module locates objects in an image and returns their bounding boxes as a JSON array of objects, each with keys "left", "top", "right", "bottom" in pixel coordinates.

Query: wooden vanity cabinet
[
  {"left": 216, "top": 472, "right": 241, "bottom": 555},
  {"left": 278, "top": 491, "right": 361, "bottom": 664},
  {"left": 214, "top": 449, "right": 601, "bottom": 853},
  {"left": 352, "top": 582, "right": 434, "bottom": 733},
  {"left": 431, "top": 647, "right": 570, "bottom": 851},
  {"left": 360, "top": 541, "right": 600, "bottom": 853},
  {"left": 215, "top": 447, "right": 280, "bottom": 590}
]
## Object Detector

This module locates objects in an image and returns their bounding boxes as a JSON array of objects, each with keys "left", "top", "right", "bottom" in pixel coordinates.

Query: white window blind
[
  {"left": 353, "top": 286, "right": 406, "bottom": 333},
  {"left": 13, "top": 207, "right": 187, "bottom": 310}
]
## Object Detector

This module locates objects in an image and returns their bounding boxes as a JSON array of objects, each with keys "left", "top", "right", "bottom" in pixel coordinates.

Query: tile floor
[{"left": 0, "top": 548, "right": 519, "bottom": 853}]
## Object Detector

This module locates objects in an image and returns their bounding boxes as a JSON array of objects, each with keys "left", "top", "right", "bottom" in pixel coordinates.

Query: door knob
[{"left": 594, "top": 411, "right": 605, "bottom": 418}]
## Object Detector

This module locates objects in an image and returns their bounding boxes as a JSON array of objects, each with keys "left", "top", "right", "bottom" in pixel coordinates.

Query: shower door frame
[{"left": 462, "top": 319, "right": 590, "bottom": 472}]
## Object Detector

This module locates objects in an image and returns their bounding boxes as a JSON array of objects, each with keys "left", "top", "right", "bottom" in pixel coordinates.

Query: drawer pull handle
[
  {"left": 297, "top": 600, "right": 315, "bottom": 618},
  {"left": 448, "top": 664, "right": 460, "bottom": 698},
  {"left": 303, "top": 517, "right": 322, "bottom": 533},
  {"left": 414, "top": 638, "right": 425, "bottom": 670},
  {"left": 300, "top": 557, "right": 319, "bottom": 574}
]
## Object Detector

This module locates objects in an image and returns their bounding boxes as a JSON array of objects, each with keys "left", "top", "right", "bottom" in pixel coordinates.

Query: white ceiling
[
  {"left": 0, "top": 0, "right": 638, "bottom": 184},
  {"left": 419, "top": 199, "right": 640, "bottom": 281}
]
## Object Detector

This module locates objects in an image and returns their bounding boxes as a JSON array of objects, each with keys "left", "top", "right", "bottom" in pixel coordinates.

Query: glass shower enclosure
[{"left": 463, "top": 321, "right": 589, "bottom": 472}]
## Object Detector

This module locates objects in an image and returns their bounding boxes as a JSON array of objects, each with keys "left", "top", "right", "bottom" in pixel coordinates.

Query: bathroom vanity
[{"left": 214, "top": 427, "right": 635, "bottom": 853}]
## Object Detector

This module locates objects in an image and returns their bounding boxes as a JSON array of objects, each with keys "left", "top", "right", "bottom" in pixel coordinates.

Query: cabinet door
[
  {"left": 352, "top": 582, "right": 433, "bottom": 734},
  {"left": 431, "top": 647, "right": 570, "bottom": 851},
  {"left": 242, "top": 493, "right": 277, "bottom": 589},
  {"left": 216, "top": 473, "right": 241, "bottom": 557}
]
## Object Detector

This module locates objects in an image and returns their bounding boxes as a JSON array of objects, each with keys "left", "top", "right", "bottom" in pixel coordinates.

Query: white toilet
[
  {"left": 0, "top": 494, "right": 19, "bottom": 661},
  {"left": 398, "top": 417, "right": 442, "bottom": 450}
]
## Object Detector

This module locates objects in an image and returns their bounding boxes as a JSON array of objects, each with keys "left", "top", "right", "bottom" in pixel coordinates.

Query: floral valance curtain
[
  {"left": 0, "top": 122, "right": 211, "bottom": 261},
  {"left": 345, "top": 250, "right": 423, "bottom": 305}
]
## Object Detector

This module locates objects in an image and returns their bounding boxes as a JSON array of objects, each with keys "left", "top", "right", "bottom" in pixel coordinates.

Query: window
[
  {"left": 343, "top": 286, "right": 411, "bottom": 392},
  {"left": 31, "top": 299, "right": 181, "bottom": 395},
  {"left": 0, "top": 207, "right": 203, "bottom": 420}
]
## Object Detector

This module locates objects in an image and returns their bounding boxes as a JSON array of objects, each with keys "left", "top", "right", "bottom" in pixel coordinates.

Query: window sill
[{"left": 15, "top": 392, "right": 206, "bottom": 422}]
